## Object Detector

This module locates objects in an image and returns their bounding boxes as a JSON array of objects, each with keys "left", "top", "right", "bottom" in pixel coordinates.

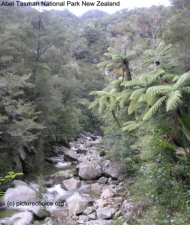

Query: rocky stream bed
[{"left": 0, "top": 133, "right": 131, "bottom": 225}]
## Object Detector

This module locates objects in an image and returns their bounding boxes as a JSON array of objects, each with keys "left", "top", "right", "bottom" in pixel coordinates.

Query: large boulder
[
  {"left": 78, "top": 162, "right": 103, "bottom": 180},
  {"left": 53, "top": 168, "right": 77, "bottom": 179},
  {"left": 60, "top": 147, "right": 79, "bottom": 161},
  {"left": 1, "top": 185, "right": 49, "bottom": 218},
  {"left": 6, "top": 211, "right": 33, "bottom": 225},
  {"left": 2, "top": 185, "right": 39, "bottom": 209},
  {"left": 96, "top": 206, "right": 115, "bottom": 220},
  {"left": 66, "top": 192, "right": 93, "bottom": 216},
  {"left": 12, "top": 180, "right": 28, "bottom": 187},
  {"left": 62, "top": 178, "right": 81, "bottom": 191},
  {"left": 103, "top": 161, "right": 124, "bottom": 179}
]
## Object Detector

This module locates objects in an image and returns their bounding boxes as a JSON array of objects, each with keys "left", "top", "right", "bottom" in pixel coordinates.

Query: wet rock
[
  {"left": 60, "top": 147, "right": 79, "bottom": 161},
  {"left": 100, "top": 188, "right": 115, "bottom": 199},
  {"left": 44, "top": 180, "right": 54, "bottom": 188},
  {"left": 96, "top": 206, "right": 115, "bottom": 220},
  {"left": 62, "top": 178, "right": 81, "bottom": 191},
  {"left": 45, "top": 156, "right": 64, "bottom": 163},
  {"left": 78, "top": 162, "right": 103, "bottom": 180},
  {"left": 53, "top": 169, "right": 77, "bottom": 179},
  {"left": 6, "top": 211, "right": 33, "bottom": 225},
  {"left": 66, "top": 192, "right": 93, "bottom": 216},
  {"left": 76, "top": 148, "right": 88, "bottom": 155}
]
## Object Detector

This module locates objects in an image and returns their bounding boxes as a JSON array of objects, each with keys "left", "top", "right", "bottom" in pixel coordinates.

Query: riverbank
[{"left": 0, "top": 133, "right": 129, "bottom": 225}]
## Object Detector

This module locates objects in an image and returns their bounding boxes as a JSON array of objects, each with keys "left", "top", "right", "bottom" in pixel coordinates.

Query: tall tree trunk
[{"left": 111, "top": 110, "right": 121, "bottom": 128}]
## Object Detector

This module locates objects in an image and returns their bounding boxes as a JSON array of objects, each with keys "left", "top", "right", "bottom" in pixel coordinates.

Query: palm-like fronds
[
  {"left": 146, "top": 85, "right": 173, "bottom": 95},
  {"left": 143, "top": 96, "right": 167, "bottom": 120},
  {"left": 174, "top": 71, "right": 190, "bottom": 88},
  {"left": 166, "top": 90, "right": 182, "bottom": 111},
  {"left": 122, "top": 121, "right": 139, "bottom": 131}
]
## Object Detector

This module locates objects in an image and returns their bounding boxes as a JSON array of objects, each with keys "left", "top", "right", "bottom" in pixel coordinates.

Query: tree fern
[
  {"left": 146, "top": 85, "right": 173, "bottom": 95},
  {"left": 146, "top": 94, "right": 157, "bottom": 106},
  {"left": 88, "top": 98, "right": 101, "bottom": 109},
  {"left": 99, "top": 95, "right": 109, "bottom": 113},
  {"left": 174, "top": 71, "right": 190, "bottom": 88},
  {"left": 128, "top": 99, "right": 138, "bottom": 115},
  {"left": 178, "top": 115, "right": 190, "bottom": 142},
  {"left": 130, "top": 88, "right": 146, "bottom": 100},
  {"left": 122, "top": 121, "right": 139, "bottom": 131},
  {"left": 138, "top": 94, "right": 147, "bottom": 102},
  {"left": 97, "top": 60, "right": 112, "bottom": 67},
  {"left": 89, "top": 91, "right": 108, "bottom": 96},
  {"left": 143, "top": 96, "right": 167, "bottom": 120},
  {"left": 166, "top": 90, "right": 182, "bottom": 111},
  {"left": 121, "top": 79, "right": 142, "bottom": 87}
]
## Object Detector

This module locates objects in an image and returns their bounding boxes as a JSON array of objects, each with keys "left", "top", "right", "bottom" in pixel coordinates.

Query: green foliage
[{"left": 0, "top": 171, "right": 23, "bottom": 199}]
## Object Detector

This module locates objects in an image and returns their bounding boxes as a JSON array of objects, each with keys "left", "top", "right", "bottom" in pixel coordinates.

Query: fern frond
[
  {"left": 162, "top": 74, "right": 176, "bottom": 81},
  {"left": 178, "top": 116, "right": 190, "bottom": 142},
  {"left": 111, "top": 78, "right": 122, "bottom": 87},
  {"left": 174, "top": 71, "right": 190, "bottom": 88},
  {"left": 122, "top": 121, "right": 139, "bottom": 131},
  {"left": 146, "top": 94, "right": 157, "bottom": 106},
  {"left": 143, "top": 96, "right": 167, "bottom": 120},
  {"left": 128, "top": 99, "right": 138, "bottom": 115},
  {"left": 141, "top": 70, "right": 165, "bottom": 85},
  {"left": 138, "top": 94, "right": 147, "bottom": 102},
  {"left": 88, "top": 97, "right": 101, "bottom": 109},
  {"left": 146, "top": 85, "right": 173, "bottom": 96},
  {"left": 121, "top": 79, "right": 142, "bottom": 87},
  {"left": 103, "top": 52, "right": 113, "bottom": 57},
  {"left": 89, "top": 91, "right": 108, "bottom": 96},
  {"left": 106, "top": 62, "right": 116, "bottom": 70},
  {"left": 130, "top": 88, "right": 146, "bottom": 100},
  {"left": 97, "top": 60, "right": 112, "bottom": 67},
  {"left": 117, "top": 89, "right": 132, "bottom": 98},
  {"left": 166, "top": 90, "right": 182, "bottom": 111},
  {"left": 182, "top": 87, "right": 190, "bottom": 93},
  {"left": 99, "top": 96, "right": 109, "bottom": 113}
]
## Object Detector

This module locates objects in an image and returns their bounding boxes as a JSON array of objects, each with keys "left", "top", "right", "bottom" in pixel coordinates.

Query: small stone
[
  {"left": 97, "top": 206, "right": 115, "bottom": 220},
  {"left": 101, "top": 189, "right": 115, "bottom": 199},
  {"left": 98, "top": 177, "right": 108, "bottom": 184},
  {"left": 91, "top": 183, "right": 102, "bottom": 192},
  {"left": 84, "top": 206, "right": 96, "bottom": 215},
  {"left": 62, "top": 178, "right": 81, "bottom": 191},
  {"left": 88, "top": 212, "right": 96, "bottom": 220}
]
